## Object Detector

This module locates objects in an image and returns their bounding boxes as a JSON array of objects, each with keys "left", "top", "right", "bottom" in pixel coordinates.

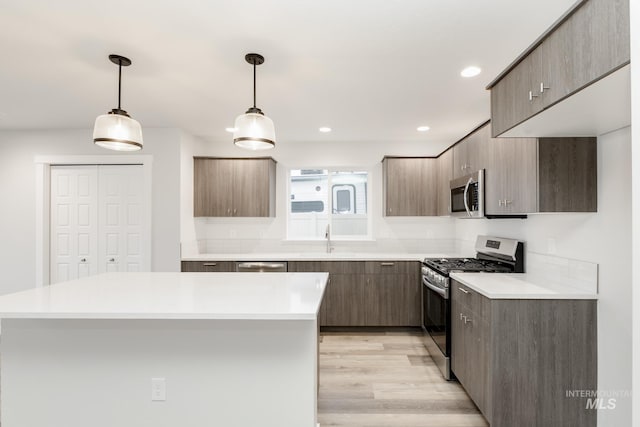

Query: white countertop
[
  {"left": 182, "top": 252, "right": 460, "bottom": 262},
  {"left": 450, "top": 273, "right": 598, "bottom": 300},
  {"left": 0, "top": 272, "right": 329, "bottom": 320}
]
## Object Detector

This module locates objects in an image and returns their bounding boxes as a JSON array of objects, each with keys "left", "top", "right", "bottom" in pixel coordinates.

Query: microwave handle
[{"left": 463, "top": 177, "right": 474, "bottom": 217}]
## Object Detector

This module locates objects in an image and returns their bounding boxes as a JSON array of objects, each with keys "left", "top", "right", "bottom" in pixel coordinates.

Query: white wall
[
  {"left": 180, "top": 137, "right": 457, "bottom": 254},
  {"left": 0, "top": 128, "right": 182, "bottom": 295},
  {"left": 456, "top": 127, "right": 632, "bottom": 426},
  {"left": 630, "top": 0, "right": 640, "bottom": 424}
]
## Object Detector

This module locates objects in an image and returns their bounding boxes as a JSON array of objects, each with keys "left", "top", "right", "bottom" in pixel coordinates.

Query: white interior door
[
  {"left": 98, "top": 165, "right": 147, "bottom": 273},
  {"left": 50, "top": 166, "right": 99, "bottom": 283},
  {"left": 50, "top": 164, "right": 148, "bottom": 284}
]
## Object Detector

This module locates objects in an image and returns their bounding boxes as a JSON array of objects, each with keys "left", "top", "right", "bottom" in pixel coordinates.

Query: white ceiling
[{"left": 0, "top": 0, "right": 576, "bottom": 155}]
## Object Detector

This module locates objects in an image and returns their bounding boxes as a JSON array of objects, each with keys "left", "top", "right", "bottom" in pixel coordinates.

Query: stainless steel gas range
[{"left": 421, "top": 235, "right": 524, "bottom": 380}]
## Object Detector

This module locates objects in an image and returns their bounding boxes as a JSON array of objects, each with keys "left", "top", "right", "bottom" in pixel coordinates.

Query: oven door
[
  {"left": 423, "top": 277, "right": 449, "bottom": 355},
  {"left": 422, "top": 276, "right": 452, "bottom": 380}
]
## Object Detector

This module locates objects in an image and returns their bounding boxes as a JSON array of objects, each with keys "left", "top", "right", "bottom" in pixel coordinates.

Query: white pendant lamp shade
[
  {"left": 93, "top": 113, "right": 143, "bottom": 151},
  {"left": 93, "top": 54, "right": 143, "bottom": 151},
  {"left": 234, "top": 53, "right": 275, "bottom": 150},
  {"left": 233, "top": 112, "right": 276, "bottom": 150}
]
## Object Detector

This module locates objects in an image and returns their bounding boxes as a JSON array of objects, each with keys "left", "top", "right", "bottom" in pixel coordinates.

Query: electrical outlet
[{"left": 151, "top": 377, "right": 166, "bottom": 401}]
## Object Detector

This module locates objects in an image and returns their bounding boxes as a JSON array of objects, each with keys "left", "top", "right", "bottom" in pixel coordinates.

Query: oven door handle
[
  {"left": 423, "top": 278, "right": 449, "bottom": 299},
  {"left": 463, "top": 177, "right": 474, "bottom": 217}
]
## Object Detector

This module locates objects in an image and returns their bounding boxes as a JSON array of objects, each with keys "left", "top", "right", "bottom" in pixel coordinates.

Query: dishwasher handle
[{"left": 236, "top": 262, "right": 287, "bottom": 272}]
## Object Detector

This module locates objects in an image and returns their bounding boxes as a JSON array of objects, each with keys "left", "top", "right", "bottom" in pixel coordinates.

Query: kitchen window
[{"left": 288, "top": 169, "right": 370, "bottom": 240}]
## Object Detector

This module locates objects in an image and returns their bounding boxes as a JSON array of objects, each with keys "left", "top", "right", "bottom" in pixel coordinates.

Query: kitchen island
[{"left": 0, "top": 272, "right": 328, "bottom": 427}]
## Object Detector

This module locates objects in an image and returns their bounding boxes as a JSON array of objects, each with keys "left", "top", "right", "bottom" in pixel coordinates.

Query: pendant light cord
[
  {"left": 253, "top": 62, "right": 257, "bottom": 109},
  {"left": 117, "top": 60, "right": 123, "bottom": 110}
]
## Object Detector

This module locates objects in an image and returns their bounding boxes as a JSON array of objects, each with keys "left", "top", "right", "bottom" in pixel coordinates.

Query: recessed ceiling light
[
  {"left": 461, "top": 66, "right": 482, "bottom": 78},
  {"left": 225, "top": 127, "right": 238, "bottom": 133},
  {"left": 319, "top": 127, "right": 332, "bottom": 133},
  {"left": 417, "top": 126, "right": 430, "bottom": 132}
]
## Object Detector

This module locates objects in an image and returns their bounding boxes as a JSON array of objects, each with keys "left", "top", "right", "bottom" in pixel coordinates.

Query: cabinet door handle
[
  {"left": 380, "top": 262, "right": 395, "bottom": 267},
  {"left": 458, "top": 287, "right": 469, "bottom": 294},
  {"left": 529, "top": 90, "right": 538, "bottom": 101},
  {"left": 227, "top": 208, "right": 231, "bottom": 215},
  {"left": 203, "top": 263, "right": 217, "bottom": 267},
  {"left": 505, "top": 200, "right": 512, "bottom": 205},
  {"left": 233, "top": 208, "right": 237, "bottom": 215},
  {"left": 108, "top": 258, "right": 115, "bottom": 262},
  {"left": 80, "top": 258, "right": 87, "bottom": 263},
  {"left": 540, "top": 82, "right": 550, "bottom": 93},
  {"left": 464, "top": 316, "right": 473, "bottom": 325},
  {"left": 460, "top": 313, "right": 466, "bottom": 321}
]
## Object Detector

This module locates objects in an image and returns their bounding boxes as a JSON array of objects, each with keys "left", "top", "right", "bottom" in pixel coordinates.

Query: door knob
[
  {"left": 80, "top": 258, "right": 87, "bottom": 262},
  {"left": 109, "top": 258, "right": 115, "bottom": 262}
]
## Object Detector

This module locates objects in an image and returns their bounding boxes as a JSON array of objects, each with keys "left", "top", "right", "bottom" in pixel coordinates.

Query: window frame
[{"left": 286, "top": 167, "right": 373, "bottom": 241}]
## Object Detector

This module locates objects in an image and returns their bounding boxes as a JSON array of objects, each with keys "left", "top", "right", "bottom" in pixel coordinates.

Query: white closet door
[
  {"left": 98, "top": 165, "right": 147, "bottom": 273},
  {"left": 50, "top": 166, "right": 99, "bottom": 284}
]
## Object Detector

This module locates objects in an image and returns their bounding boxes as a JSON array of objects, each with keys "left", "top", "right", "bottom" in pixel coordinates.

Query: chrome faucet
[{"left": 325, "top": 224, "right": 333, "bottom": 253}]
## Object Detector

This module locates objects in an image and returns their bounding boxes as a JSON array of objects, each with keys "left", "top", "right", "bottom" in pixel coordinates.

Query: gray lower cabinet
[
  {"left": 382, "top": 157, "right": 438, "bottom": 216},
  {"left": 451, "top": 280, "right": 597, "bottom": 427},
  {"left": 288, "top": 261, "right": 366, "bottom": 326},
  {"left": 489, "top": 0, "right": 630, "bottom": 136},
  {"left": 364, "top": 261, "right": 421, "bottom": 326},
  {"left": 485, "top": 135, "right": 597, "bottom": 214},
  {"left": 194, "top": 157, "right": 276, "bottom": 217},
  {"left": 289, "top": 260, "right": 421, "bottom": 327},
  {"left": 181, "top": 261, "right": 236, "bottom": 272}
]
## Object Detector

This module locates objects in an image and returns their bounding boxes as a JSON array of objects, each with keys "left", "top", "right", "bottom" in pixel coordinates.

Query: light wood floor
[{"left": 317, "top": 330, "right": 489, "bottom": 427}]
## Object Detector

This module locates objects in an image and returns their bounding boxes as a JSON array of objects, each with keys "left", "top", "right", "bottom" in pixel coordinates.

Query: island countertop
[{"left": 0, "top": 272, "right": 329, "bottom": 320}]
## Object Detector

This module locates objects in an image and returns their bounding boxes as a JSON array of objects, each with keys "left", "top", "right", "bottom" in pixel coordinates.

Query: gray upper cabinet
[
  {"left": 452, "top": 123, "right": 490, "bottom": 179},
  {"left": 489, "top": 0, "right": 630, "bottom": 137},
  {"left": 484, "top": 136, "right": 539, "bottom": 215},
  {"left": 436, "top": 149, "right": 452, "bottom": 216},
  {"left": 485, "top": 133, "right": 597, "bottom": 215},
  {"left": 194, "top": 157, "right": 276, "bottom": 217},
  {"left": 382, "top": 157, "right": 437, "bottom": 216}
]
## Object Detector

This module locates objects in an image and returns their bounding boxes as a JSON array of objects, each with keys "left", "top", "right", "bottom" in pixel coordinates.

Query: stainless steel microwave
[{"left": 449, "top": 169, "right": 484, "bottom": 218}]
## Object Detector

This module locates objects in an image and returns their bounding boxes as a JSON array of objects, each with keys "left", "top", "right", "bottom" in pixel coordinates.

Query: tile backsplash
[{"left": 526, "top": 252, "right": 598, "bottom": 294}]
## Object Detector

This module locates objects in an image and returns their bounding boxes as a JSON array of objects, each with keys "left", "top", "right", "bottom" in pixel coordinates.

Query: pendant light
[
  {"left": 233, "top": 53, "right": 276, "bottom": 150},
  {"left": 93, "top": 54, "right": 143, "bottom": 151}
]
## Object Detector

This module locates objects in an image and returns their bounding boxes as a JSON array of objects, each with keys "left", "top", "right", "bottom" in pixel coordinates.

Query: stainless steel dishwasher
[{"left": 235, "top": 261, "right": 288, "bottom": 272}]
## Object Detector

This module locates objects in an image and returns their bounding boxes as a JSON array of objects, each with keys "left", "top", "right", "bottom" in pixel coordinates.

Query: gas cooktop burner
[{"left": 423, "top": 257, "right": 513, "bottom": 275}]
